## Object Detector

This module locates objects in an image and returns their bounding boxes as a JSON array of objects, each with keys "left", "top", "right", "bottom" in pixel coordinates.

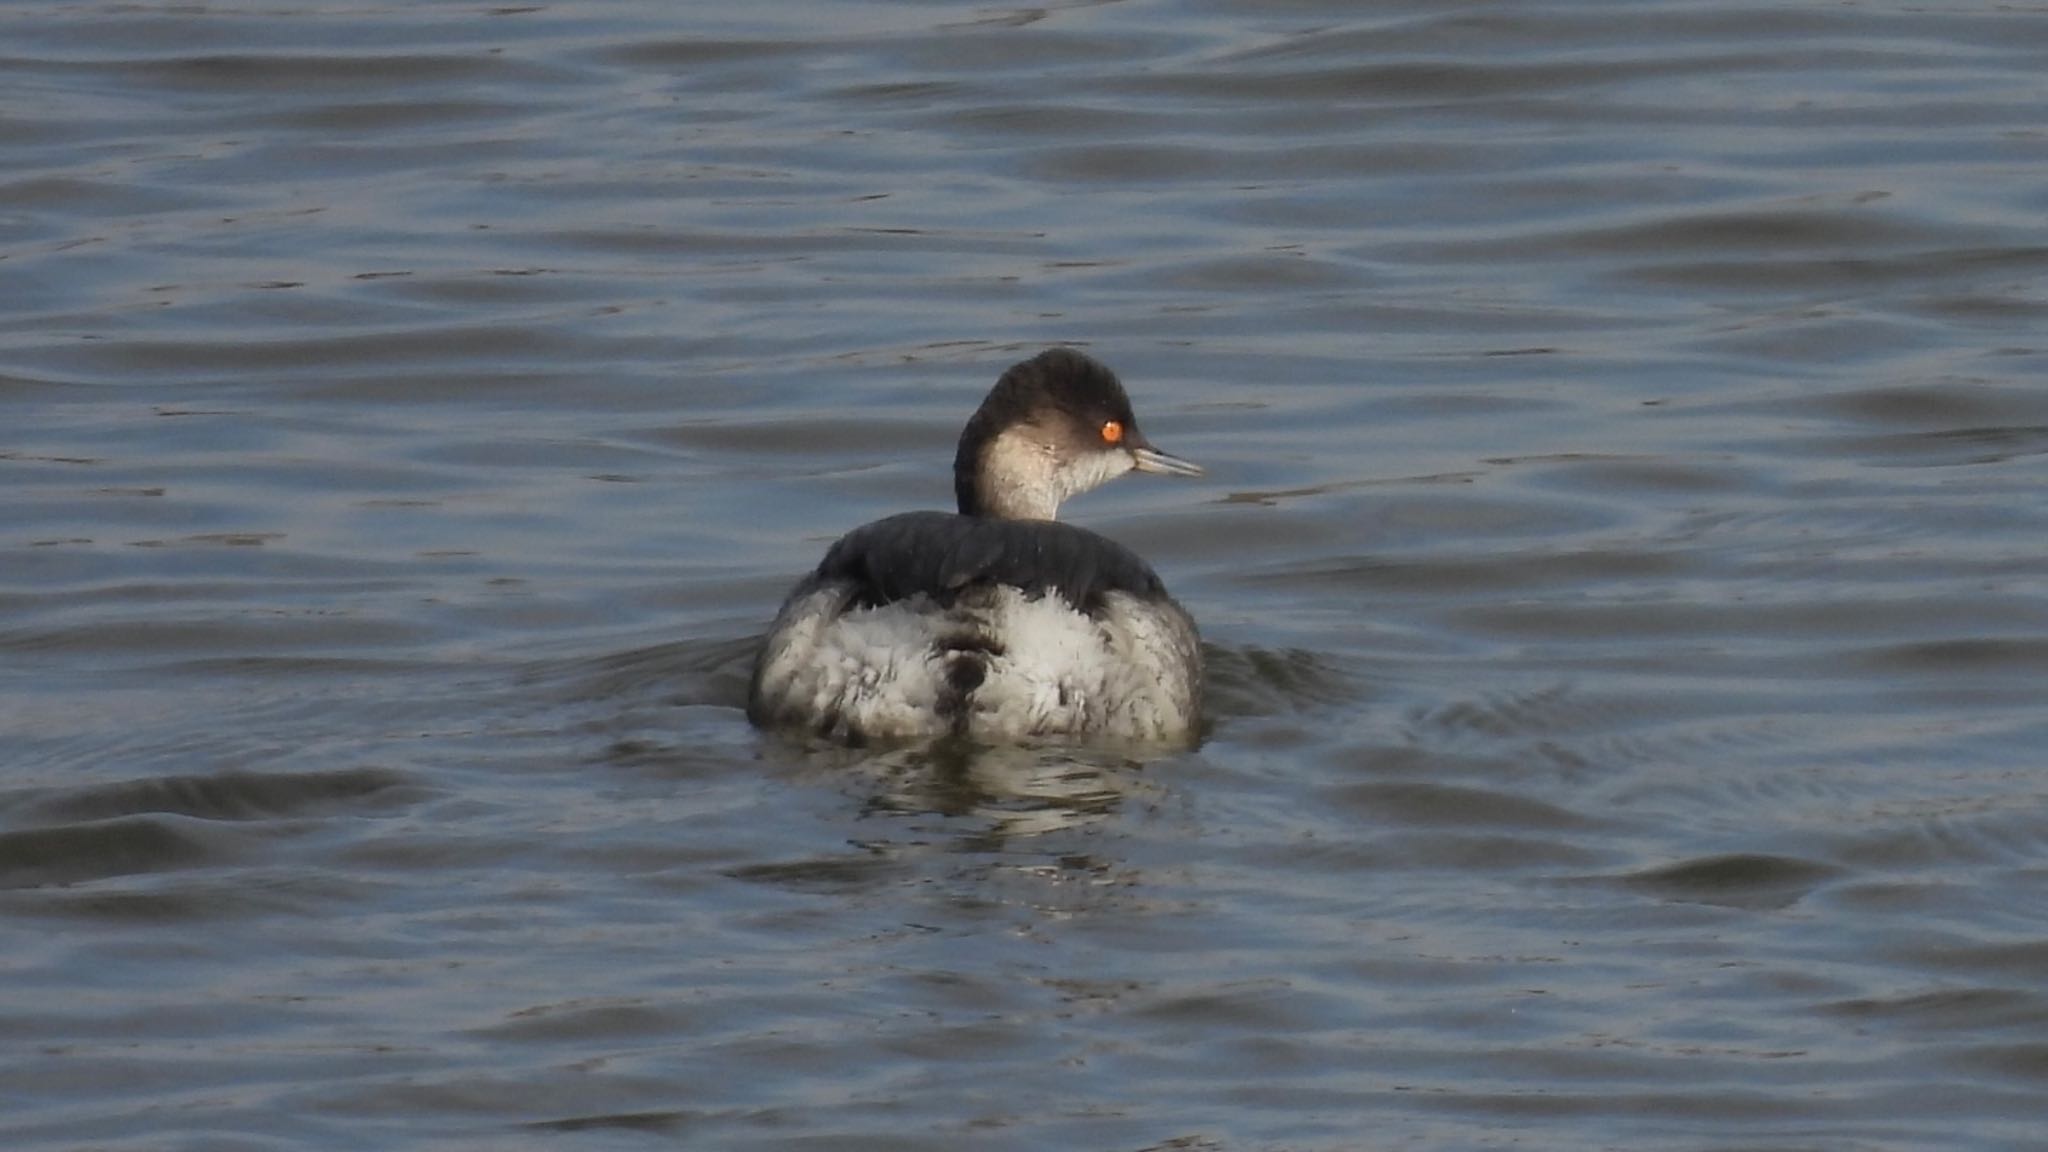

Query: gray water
[{"left": 6, "top": 2, "right": 2048, "bottom": 1149}]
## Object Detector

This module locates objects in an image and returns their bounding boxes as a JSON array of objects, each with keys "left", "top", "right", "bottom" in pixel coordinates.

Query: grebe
[{"left": 747, "top": 348, "right": 1204, "bottom": 746}]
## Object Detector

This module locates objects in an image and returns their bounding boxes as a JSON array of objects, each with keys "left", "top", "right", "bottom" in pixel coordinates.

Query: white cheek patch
[
  {"left": 1053, "top": 450, "right": 1134, "bottom": 506},
  {"left": 975, "top": 426, "right": 1133, "bottom": 520}
]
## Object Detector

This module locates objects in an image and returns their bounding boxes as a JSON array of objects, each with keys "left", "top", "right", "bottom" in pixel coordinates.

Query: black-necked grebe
[{"left": 748, "top": 348, "right": 1204, "bottom": 746}]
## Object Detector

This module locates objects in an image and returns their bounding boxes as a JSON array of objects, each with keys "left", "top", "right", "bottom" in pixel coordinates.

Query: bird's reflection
[{"left": 777, "top": 736, "right": 1169, "bottom": 846}]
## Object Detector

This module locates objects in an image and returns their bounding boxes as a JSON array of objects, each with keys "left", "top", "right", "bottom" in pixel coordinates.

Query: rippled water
[{"left": 6, "top": 1, "right": 2048, "bottom": 1148}]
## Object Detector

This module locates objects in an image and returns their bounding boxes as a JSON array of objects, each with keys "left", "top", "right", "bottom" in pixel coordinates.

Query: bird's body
[{"left": 748, "top": 349, "right": 1204, "bottom": 746}]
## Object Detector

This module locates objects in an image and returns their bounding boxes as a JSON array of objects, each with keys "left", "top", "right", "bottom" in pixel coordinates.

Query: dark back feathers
[{"left": 806, "top": 511, "right": 1167, "bottom": 614}]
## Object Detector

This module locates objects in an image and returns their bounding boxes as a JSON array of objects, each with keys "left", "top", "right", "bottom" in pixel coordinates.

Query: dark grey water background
[{"left": 6, "top": 2, "right": 2048, "bottom": 1148}]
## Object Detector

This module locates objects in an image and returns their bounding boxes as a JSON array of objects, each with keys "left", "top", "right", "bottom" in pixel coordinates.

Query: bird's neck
[{"left": 956, "top": 427, "right": 1062, "bottom": 520}]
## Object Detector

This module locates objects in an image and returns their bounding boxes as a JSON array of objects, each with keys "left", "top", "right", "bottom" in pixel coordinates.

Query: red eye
[{"left": 1100, "top": 419, "right": 1124, "bottom": 445}]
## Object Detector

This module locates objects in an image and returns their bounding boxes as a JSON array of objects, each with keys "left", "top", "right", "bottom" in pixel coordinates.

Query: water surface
[{"left": 5, "top": 2, "right": 2048, "bottom": 1148}]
